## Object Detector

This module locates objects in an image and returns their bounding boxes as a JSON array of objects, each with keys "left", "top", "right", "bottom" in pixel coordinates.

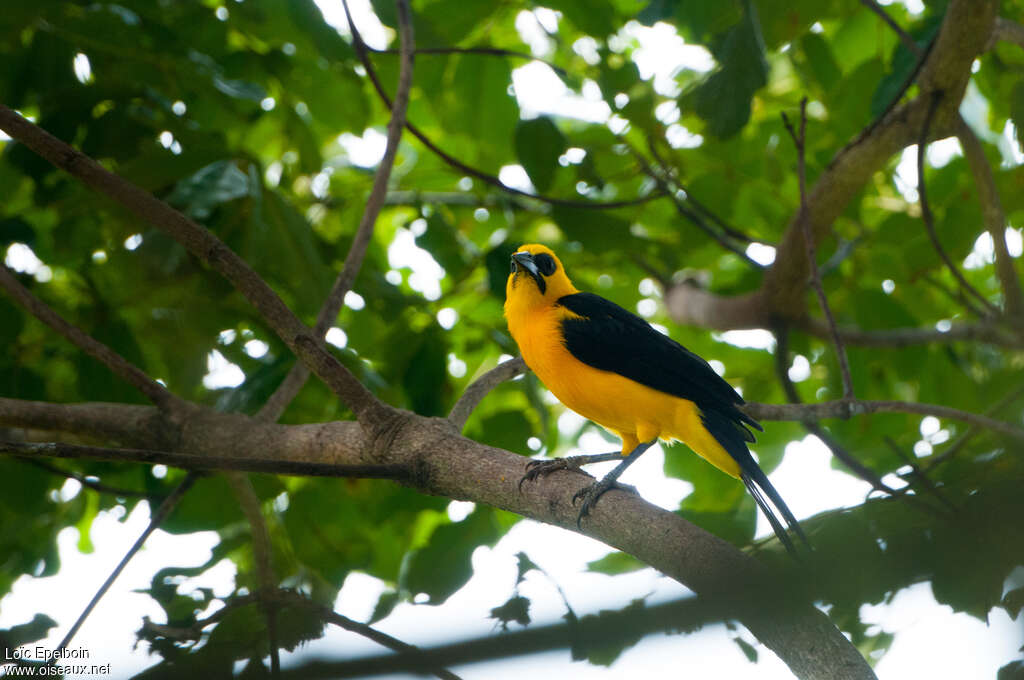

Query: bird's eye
[{"left": 534, "top": 253, "right": 557, "bottom": 276}]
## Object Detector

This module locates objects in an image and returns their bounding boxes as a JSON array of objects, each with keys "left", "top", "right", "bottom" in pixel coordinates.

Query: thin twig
[
  {"left": 628, "top": 145, "right": 762, "bottom": 267},
  {"left": 923, "top": 383, "right": 1024, "bottom": 471},
  {"left": 744, "top": 399, "right": 1024, "bottom": 441},
  {"left": 19, "top": 458, "right": 152, "bottom": 499},
  {"left": 0, "top": 265, "right": 179, "bottom": 411},
  {"left": 448, "top": 357, "right": 527, "bottom": 430},
  {"left": 226, "top": 473, "right": 281, "bottom": 677},
  {"left": 917, "top": 93, "right": 1002, "bottom": 317},
  {"left": 987, "top": 16, "right": 1024, "bottom": 50},
  {"left": 342, "top": 1, "right": 662, "bottom": 211},
  {"left": 50, "top": 473, "right": 198, "bottom": 658},
  {"left": 882, "top": 436, "right": 957, "bottom": 512},
  {"left": 0, "top": 104, "right": 389, "bottom": 428},
  {"left": 0, "top": 440, "right": 414, "bottom": 480},
  {"left": 798, "top": 317, "right": 1023, "bottom": 348},
  {"left": 773, "top": 327, "right": 902, "bottom": 498},
  {"left": 782, "top": 98, "right": 855, "bottom": 401},
  {"left": 859, "top": 0, "right": 922, "bottom": 55},
  {"left": 369, "top": 44, "right": 566, "bottom": 76},
  {"left": 258, "top": 0, "right": 417, "bottom": 422},
  {"left": 955, "top": 115, "right": 1024, "bottom": 318}
]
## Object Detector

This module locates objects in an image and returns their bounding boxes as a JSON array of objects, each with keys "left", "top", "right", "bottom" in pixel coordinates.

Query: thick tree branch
[
  {"left": 664, "top": 0, "right": 997, "bottom": 330},
  {"left": 0, "top": 396, "right": 874, "bottom": 680},
  {"left": 0, "top": 265, "right": 181, "bottom": 412},
  {"left": 448, "top": 357, "right": 527, "bottom": 430},
  {"left": 0, "top": 104, "right": 391, "bottom": 430},
  {"left": 258, "top": 0, "right": 416, "bottom": 422},
  {"left": 955, "top": 115, "right": 1024, "bottom": 318}
]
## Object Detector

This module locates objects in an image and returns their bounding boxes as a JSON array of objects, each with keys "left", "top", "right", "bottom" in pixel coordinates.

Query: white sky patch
[
  {"left": 512, "top": 63, "right": 610, "bottom": 122},
  {"left": 338, "top": 128, "right": 387, "bottom": 167},
  {"left": 499, "top": 165, "right": 534, "bottom": 192},
  {"left": 1000, "top": 120, "right": 1024, "bottom": 166},
  {"left": 1006, "top": 228, "right": 1022, "bottom": 257},
  {"left": 5, "top": 242, "right": 52, "bottom": 282},
  {"left": 515, "top": 10, "right": 556, "bottom": 57},
  {"left": 963, "top": 231, "right": 994, "bottom": 270},
  {"left": 715, "top": 329, "right": 775, "bottom": 350},
  {"left": 619, "top": 21, "right": 713, "bottom": 96},
  {"left": 344, "top": 290, "right": 365, "bottom": 310},
  {"left": 447, "top": 353, "right": 467, "bottom": 378},
  {"left": 243, "top": 339, "right": 269, "bottom": 358},
  {"left": 665, "top": 124, "right": 703, "bottom": 149},
  {"left": 707, "top": 359, "right": 725, "bottom": 377},
  {"left": 894, "top": 145, "right": 919, "bottom": 203},
  {"left": 436, "top": 307, "right": 457, "bottom": 330},
  {"left": 788, "top": 354, "right": 811, "bottom": 382},
  {"left": 73, "top": 52, "right": 93, "bottom": 84},
  {"left": 927, "top": 137, "right": 962, "bottom": 168},
  {"left": 878, "top": 0, "right": 925, "bottom": 13},
  {"left": 314, "top": 0, "right": 389, "bottom": 49},
  {"left": 124, "top": 233, "right": 143, "bottom": 251},
  {"left": 387, "top": 229, "right": 444, "bottom": 300},
  {"left": 325, "top": 327, "right": 348, "bottom": 348},
  {"left": 746, "top": 242, "right": 776, "bottom": 266},
  {"left": 202, "top": 350, "right": 245, "bottom": 389}
]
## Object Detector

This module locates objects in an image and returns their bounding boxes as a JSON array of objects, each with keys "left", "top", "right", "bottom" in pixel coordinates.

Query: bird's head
[{"left": 505, "top": 244, "right": 576, "bottom": 309}]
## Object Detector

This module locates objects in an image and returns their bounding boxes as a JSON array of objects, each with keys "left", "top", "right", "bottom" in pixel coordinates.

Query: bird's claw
[
  {"left": 518, "top": 458, "right": 574, "bottom": 492},
  {"left": 571, "top": 479, "right": 636, "bottom": 528}
]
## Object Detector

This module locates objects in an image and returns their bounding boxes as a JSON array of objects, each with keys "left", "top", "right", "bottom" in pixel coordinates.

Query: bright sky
[{"left": 2, "top": 0, "right": 1023, "bottom": 678}]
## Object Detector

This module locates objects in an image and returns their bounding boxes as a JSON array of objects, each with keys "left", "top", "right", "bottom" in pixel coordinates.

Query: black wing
[
  {"left": 559, "top": 292, "right": 810, "bottom": 554},
  {"left": 557, "top": 292, "right": 761, "bottom": 435}
]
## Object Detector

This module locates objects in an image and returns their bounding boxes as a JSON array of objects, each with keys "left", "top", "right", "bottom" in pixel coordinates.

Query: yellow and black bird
[{"left": 505, "top": 243, "right": 807, "bottom": 553}]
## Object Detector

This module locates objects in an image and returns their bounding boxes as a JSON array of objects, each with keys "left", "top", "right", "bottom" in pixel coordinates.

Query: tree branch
[
  {"left": 0, "top": 104, "right": 392, "bottom": 430},
  {"left": 0, "top": 265, "right": 180, "bottom": 411},
  {"left": 798, "top": 317, "right": 1024, "bottom": 348},
  {"left": 0, "top": 440, "right": 411, "bottom": 480},
  {"left": 782, "top": 98, "right": 855, "bottom": 401},
  {"left": 859, "top": 0, "right": 922, "bottom": 55},
  {"left": 955, "top": 115, "right": 1024, "bottom": 318},
  {"left": 0, "top": 397, "right": 874, "bottom": 679},
  {"left": 257, "top": 0, "right": 417, "bottom": 422},
  {"left": 772, "top": 328, "right": 898, "bottom": 496},
  {"left": 988, "top": 16, "right": 1024, "bottom": 50},
  {"left": 744, "top": 399, "right": 1024, "bottom": 441},
  {"left": 664, "top": 0, "right": 997, "bottom": 330},
  {"left": 448, "top": 357, "right": 527, "bottom": 430},
  {"left": 18, "top": 457, "right": 151, "bottom": 499}
]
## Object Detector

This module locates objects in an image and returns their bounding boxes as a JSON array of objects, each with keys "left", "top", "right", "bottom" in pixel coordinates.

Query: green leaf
[
  {"left": 399, "top": 508, "right": 501, "bottom": 604},
  {"left": 166, "top": 161, "right": 251, "bottom": 219},
  {"left": 514, "top": 117, "right": 567, "bottom": 194},
  {"left": 587, "top": 552, "right": 646, "bottom": 575},
  {"left": 688, "top": 2, "right": 768, "bottom": 139}
]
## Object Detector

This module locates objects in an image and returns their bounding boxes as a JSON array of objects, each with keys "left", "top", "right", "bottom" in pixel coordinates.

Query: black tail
[{"left": 701, "top": 411, "right": 810, "bottom": 556}]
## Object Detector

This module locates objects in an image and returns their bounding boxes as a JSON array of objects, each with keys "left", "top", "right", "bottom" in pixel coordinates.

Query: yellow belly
[{"left": 512, "top": 310, "right": 740, "bottom": 478}]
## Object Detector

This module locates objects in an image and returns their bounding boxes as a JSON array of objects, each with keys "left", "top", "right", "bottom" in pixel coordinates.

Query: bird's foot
[
  {"left": 571, "top": 477, "right": 637, "bottom": 528},
  {"left": 518, "top": 457, "right": 584, "bottom": 492},
  {"left": 517, "top": 452, "right": 622, "bottom": 492}
]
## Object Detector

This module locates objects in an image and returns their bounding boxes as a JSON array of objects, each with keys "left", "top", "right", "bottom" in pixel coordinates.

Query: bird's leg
[
  {"left": 518, "top": 452, "right": 624, "bottom": 491},
  {"left": 572, "top": 440, "right": 655, "bottom": 528}
]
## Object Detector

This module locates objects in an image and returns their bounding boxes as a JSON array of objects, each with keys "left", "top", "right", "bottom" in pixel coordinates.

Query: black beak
[{"left": 511, "top": 251, "right": 546, "bottom": 294}]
